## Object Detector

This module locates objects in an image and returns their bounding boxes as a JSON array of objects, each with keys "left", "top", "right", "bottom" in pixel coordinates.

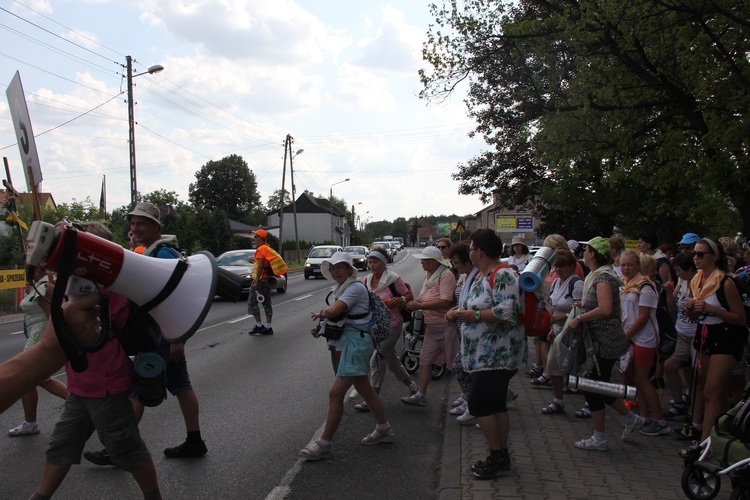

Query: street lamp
[
  {"left": 127, "top": 55, "right": 164, "bottom": 208},
  {"left": 351, "top": 202, "right": 362, "bottom": 246},
  {"left": 290, "top": 148, "right": 303, "bottom": 260},
  {"left": 330, "top": 178, "right": 350, "bottom": 243}
]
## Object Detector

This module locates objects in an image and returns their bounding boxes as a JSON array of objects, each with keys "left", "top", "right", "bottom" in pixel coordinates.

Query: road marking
[
  {"left": 9, "top": 330, "right": 23, "bottom": 335},
  {"left": 294, "top": 294, "right": 312, "bottom": 301},
  {"left": 228, "top": 315, "right": 251, "bottom": 324}
]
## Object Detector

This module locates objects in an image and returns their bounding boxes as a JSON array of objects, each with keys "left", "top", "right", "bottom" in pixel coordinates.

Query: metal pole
[
  {"left": 290, "top": 143, "right": 301, "bottom": 261},
  {"left": 330, "top": 185, "right": 334, "bottom": 244},
  {"left": 279, "top": 134, "right": 289, "bottom": 251},
  {"left": 127, "top": 55, "right": 137, "bottom": 208}
]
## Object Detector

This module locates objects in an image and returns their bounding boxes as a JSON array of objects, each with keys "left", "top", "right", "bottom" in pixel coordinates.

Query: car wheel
[
  {"left": 304, "top": 273, "right": 310, "bottom": 280},
  {"left": 277, "top": 286, "right": 286, "bottom": 294}
]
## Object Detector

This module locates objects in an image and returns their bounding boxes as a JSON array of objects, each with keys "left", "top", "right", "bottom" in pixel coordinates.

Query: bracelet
[
  {"left": 474, "top": 310, "right": 481, "bottom": 321},
  {"left": 577, "top": 315, "right": 583, "bottom": 323}
]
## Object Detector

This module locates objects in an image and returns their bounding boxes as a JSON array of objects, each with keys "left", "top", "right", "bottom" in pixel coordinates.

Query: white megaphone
[
  {"left": 266, "top": 275, "right": 278, "bottom": 289},
  {"left": 26, "top": 221, "right": 217, "bottom": 344}
]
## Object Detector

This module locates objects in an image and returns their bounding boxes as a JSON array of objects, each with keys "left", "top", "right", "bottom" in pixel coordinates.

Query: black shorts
[
  {"left": 694, "top": 323, "right": 747, "bottom": 361},
  {"left": 467, "top": 369, "right": 518, "bottom": 417}
]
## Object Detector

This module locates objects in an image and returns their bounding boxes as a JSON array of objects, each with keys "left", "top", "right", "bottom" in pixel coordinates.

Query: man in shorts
[{"left": 248, "top": 229, "right": 275, "bottom": 335}]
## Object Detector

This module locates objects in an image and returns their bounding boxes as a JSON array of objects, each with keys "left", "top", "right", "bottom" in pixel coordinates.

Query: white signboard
[{"left": 6, "top": 71, "right": 43, "bottom": 191}]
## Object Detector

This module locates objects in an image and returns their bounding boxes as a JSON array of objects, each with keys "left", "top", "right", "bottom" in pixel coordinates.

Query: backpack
[
  {"left": 489, "top": 265, "right": 550, "bottom": 337},
  {"left": 551, "top": 276, "right": 581, "bottom": 300},
  {"left": 344, "top": 282, "right": 392, "bottom": 344},
  {"left": 636, "top": 281, "right": 678, "bottom": 357},
  {"left": 115, "top": 301, "right": 162, "bottom": 356},
  {"left": 263, "top": 246, "right": 289, "bottom": 276},
  {"left": 714, "top": 272, "right": 750, "bottom": 330}
]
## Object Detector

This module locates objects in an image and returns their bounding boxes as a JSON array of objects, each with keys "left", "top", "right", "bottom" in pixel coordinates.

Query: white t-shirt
[
  {"left": 675, "top": 279, "right": 698, "bottom": 336},
  {"left": 620, "top": 284, "right": 659, "bottom": 348}
]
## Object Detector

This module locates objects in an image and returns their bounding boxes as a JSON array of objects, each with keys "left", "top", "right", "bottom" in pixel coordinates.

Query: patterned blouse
[
  {"left": 582, "top": 272, "right": 628, "bottom": 360},
  {"left": 460, "top": 267, "right": 526, "bottom": 373}
]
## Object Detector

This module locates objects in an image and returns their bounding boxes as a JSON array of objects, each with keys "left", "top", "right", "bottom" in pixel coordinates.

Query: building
[
  {"left": 474, "top": 192, "right": 539, "bottom": 246},
  {"left": 266, "top": 192, "right": 351, "bottom": 247}
]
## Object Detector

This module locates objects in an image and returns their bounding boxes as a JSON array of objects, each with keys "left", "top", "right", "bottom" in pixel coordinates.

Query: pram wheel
[
  {"left": 730, "top": 487, "right": 750, "bottom": 500},
  {"left": 401, "top": 349, "right": 420, "bottom": 373},
  {"left": 432, "top": 364, "right": 446, "bottom": 380},
  {"left": 682, "top": 463, "right": 721, "bottom": 500}
]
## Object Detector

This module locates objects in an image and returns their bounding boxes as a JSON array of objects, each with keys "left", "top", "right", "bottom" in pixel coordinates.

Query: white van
[{"left": 304, "top": 245, "right": 344, "bottom": 279}]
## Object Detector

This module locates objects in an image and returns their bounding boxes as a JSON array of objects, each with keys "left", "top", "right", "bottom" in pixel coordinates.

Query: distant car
[
  {"left": 344, "top": 246, "right": 369, "bottom": 271},
  {"left": 216, "top": 249, "right": 288, "bottom": 295},
  {"left": 371, "top": 241, "right": 394, "bottom": 262},
  {"left": 304, "top": 245, "right": 344, "bottom": 279}
]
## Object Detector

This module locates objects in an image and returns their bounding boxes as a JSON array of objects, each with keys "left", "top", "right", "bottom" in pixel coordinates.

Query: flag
[{"left": 99, "top": 175, "right": 106, "bottom": 219}]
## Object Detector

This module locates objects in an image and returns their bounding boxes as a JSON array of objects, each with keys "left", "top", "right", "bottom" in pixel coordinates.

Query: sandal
[
  {"left": 575, "top": 405, "right": 591, "bottom": 418},
  {"left": 354, "top": 402, "right": 370, "bottom": 413},
  {"left": 299, "top": 439, "right": 332, "bottom": 461},
  {"left": 541, "top": 402, "right": 565, "bottom": 414},
  {"left": 8, "top": 422, "right": 40, "bottom": 436},
  {"left": 530, "top": 375, "right": 550, "bottom": 386}
]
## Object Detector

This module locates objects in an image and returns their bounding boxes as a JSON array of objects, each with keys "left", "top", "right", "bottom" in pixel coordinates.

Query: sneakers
[
  {"left": 83, "top": 449, "right": 113, "bottom": 466},
  {"left": 621, "top": 414, "right": 646, "bottom": 442},
  {"left": 456, "top": 409, "right": 475, "bottom": 423},
  {"left": 450, "top": 402, "right": 467, "bottom": 415},
  {"left": 8, "top": 421, "right": 39, "bottom": 437},
  {"left": 299, "top": 439, "right": 333, "bottom": 461},
  {"left": 401, "top": 393, "right": 426, "bottom": 406},
  {"left": 249, "top": 324, "right": 265, "bottom": 335},
  {"left": 665, "top": 403, "right": 687, "bottom": 419},
  {"left": 163, "top": 439, "right": 208, "bottom": 458},
  {"left": 361, "top": 426, "right": 395, "bottom": 445},
  {"left": 574, "top": 435, "right": 609, "bottom": 451},
  {"left": 640, "top": 420, "right": 672, "bottom": 436},
  {"left": 451, "top": 395, "right": 465, "bottom": 407},
  {"left": 259, "top": 327, "right": 274, "bottom": 335},
  {"left": 471, "top": 452, "right": 510, "bottom": 479}
]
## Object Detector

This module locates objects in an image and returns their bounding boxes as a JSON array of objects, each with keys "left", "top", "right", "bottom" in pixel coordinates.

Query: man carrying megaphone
[
  {"left": 84, "top": 202, "right": 208, "bottom": 465},
  {"left": 248, "top": 229, "right": 275, "bottom": 335}
]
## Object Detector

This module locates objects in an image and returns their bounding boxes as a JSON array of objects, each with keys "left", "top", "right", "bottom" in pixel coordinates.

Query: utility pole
[
  {"left": 289, "top": 140, "right": 302, "bottom": 261},
  {"left": 278, "top": 135, "right": 289, "bottom": 252},
  {"left": 127, "top": 56, "right": 136, "bottom": 207}
]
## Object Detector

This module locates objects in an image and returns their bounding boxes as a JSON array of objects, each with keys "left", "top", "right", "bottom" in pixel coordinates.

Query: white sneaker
[
  {"left": 456, "top": 409, "right": 475, "bottom": 423},
  {"left": 401, "top": 393, "right": 426, "bottom": 406},
  {"left": 8, "top": 421, "right": 39, "bottom": 437},
  {"left": 451, "top": 395, "right": 465, "bottom": 407},
  {"left": 574, "top": 435, "right": 609, "bottom": 451},
  {"left": 622, "top": 414, "right": 646, "bottom": 442},
  {"left": 449, "top": 402, "right": 467, "bottom": 415}
]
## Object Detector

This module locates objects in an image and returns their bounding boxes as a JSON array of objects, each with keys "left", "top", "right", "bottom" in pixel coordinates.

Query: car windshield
[
  {"left": 345, "top": 247, "right": 365, "bottom": 255},
  {"left": 217, "top": 252, "right": 253, "bottom": 266},
  {"left": 309, "top": 248, "right": 336, "bottom": 258}
]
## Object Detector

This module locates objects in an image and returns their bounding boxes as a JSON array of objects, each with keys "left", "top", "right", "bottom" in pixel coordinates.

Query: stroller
[
  {"left": 681, "top": 388, "right": 750, "bottom": 500},
  {"left": 400, "top": 310, "right": 446, "bottom": 380}
]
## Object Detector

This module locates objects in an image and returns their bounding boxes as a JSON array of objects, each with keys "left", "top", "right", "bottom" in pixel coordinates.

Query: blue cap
[{"left": 677, "top": 233, "right": 700, "bottom": 245}]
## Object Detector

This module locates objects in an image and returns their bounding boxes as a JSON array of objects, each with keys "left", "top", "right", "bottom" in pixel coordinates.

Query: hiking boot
[
  {"left": 471, "top": 452, "right": 510, "bottom": 479},
  {"left": 8, "top": 421, "right": 39, "bottom": 437},
  {"left": 640, "top": 420, "right": 672, "bottom": 436},
  {"left": 574, "top": 435, "right": 609, "bottom": 451},
  {"left": 249, "top": 325, "right": 265, "bottom": 335},
  {"left": 164, "top": 439, "right": 207, "bottom": 458},
  {"left": 259, "top": 327, "right": 274, "bottom": 335},
  {"left": 401, "top": 393, "right": 426, "bottom": 406},
  {"left": 83, "top": 449, "right": 114, "bottom": 466},
  {"left": 621, "top": 414, "right": 646, "bottom": 442}
]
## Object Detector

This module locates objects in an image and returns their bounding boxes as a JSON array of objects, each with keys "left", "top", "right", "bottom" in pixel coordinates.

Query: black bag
[
  {"left": 116, "top": 301, "right": 162, "bottom": 356},
  {"left": 316, "top": 315, "right": 346, "bottom": 341},
  {"left": 388, "top": 282, "right": 412, "bottom": 323}
]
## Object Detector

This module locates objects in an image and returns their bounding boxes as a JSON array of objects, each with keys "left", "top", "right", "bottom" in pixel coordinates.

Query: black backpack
[
  {"left": 714, "top": 274, "right": 750, "bottom": 329},
  {"left": 115, "top": 301, "right": 162, "bottom": 356}
]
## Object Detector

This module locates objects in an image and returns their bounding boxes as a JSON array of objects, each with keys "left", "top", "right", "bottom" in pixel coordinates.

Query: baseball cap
[
  {"left": 252, "top": 229, "right": 268, "bottom": 239},
  {"left": 677, "top": 233, "right": 700, "bottom": 245}
]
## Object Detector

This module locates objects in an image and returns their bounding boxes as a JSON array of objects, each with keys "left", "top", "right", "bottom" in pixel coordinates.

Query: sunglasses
[
  {"left": 437, "top": 245, "right": 448, "bottom": 249},
  {"left": 693, "top": 251, "right": 712, "bottom": 258}
]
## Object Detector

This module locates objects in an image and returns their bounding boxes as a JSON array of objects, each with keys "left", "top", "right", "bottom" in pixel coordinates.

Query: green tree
[
  {"left": 266, "top": 189, "right": 292, "bottom": 213},
  {"left": 43, "top": 197, "right": 101, "bottom": 224},
  {"left": 421, "top": 0, "right": 750, "bottom": 239},
  {"left": 188, "top": 155, "right": 262, "bottom": 222}
]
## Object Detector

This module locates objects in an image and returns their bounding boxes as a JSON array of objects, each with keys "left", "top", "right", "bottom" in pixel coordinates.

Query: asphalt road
[{"left": 0, "top": 248, "right": 450, "bottom": 499}]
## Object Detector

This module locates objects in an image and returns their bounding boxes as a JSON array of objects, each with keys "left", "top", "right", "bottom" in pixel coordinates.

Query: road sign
[{"left": 6, "top": 71, "right": 43, "bottom": 191}]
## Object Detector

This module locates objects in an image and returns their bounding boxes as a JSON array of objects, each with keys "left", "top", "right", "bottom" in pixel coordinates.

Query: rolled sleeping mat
[
  {"left": 519, "top": 247, "right": 558, "bottom": 292},
  {"left": 134, "top": 352, "right": 167, "bottom": 407}
]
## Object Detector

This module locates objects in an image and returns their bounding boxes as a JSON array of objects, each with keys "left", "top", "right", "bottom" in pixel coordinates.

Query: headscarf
[{"left": 690, "top": 268, "right": 725, "bottom": 301}]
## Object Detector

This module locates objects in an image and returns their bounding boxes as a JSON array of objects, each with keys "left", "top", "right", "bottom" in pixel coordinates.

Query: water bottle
[{"left": 412, "top": 310, "right": 425, "bottom": 335}]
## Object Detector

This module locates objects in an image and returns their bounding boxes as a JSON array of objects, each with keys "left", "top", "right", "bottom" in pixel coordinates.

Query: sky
[{"left": 0, "top": 0, "right": 488, "bottom": 225}]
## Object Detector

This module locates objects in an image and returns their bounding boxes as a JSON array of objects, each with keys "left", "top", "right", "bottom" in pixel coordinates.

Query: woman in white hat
[
  {"left": 507, "top": 236, "right": 532, "bottom": 272},
  {"left": 402, "top": 246, "right": 457, "bottom": 407},
  {"left": 299, "top": 252, "right": 393, "bottom": 461}
]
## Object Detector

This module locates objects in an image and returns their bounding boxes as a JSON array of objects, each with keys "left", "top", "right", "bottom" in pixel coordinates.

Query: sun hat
[
  {"left": 510, "top": 235, "right": 529, "bottom": 251},
  {"left": 677, "top": 233, "right": 700, "bottom": 246},
  {"left": 127, "top": 202, "right": 161, "bottom": 226},
  {"left": 252, "top": 228, "right": 268, "bottom": 239},
  {"left": 321, "top": 251, "right": 357, "bottom": 281},
  {"left": 567, "top": 239, "right": 580, "bottom": 253},
  {"left": 586, "top": 236, "right": 611, "bottom": 257},
  {"left": 413, "top": 246, "right": 450, "bottom": 267}
]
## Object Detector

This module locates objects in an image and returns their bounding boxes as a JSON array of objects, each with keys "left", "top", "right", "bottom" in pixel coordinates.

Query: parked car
[
  {"left": 344, "top": 246, "right": 369, "bottom": 271},
  {"left": 216, "top": 249, "right": 288, "bottom": 295},
  {"left": 370, "top": 241, "right": 394, "bottom": 262},
  {"left": 304, "top": 245, "right": 344, "bottom": 279}
]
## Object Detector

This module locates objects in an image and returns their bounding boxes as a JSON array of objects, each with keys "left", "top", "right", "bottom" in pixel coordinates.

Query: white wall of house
[{"left": 267, "top": 212, "right": 347, "bottom": 245}]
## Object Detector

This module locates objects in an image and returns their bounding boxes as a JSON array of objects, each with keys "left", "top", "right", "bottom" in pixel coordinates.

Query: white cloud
[
  {"left": 355, "top": 5, "right": 425, "bottom": 74},
  {"left": 332, "top": 63, "right": 394, "bottom": 111}
]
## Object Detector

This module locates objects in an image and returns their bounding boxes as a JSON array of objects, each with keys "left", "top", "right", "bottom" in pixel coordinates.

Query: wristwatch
[{"left": 474, "top": 310, "right": 481, "bottom": 321}]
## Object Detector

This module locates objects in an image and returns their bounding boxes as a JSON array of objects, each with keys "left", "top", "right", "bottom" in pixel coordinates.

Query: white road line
[
  {"left": 228, "top": 315, "right": 251, "bottom": 324},
  {"left": 9, "top": 331, "right": 23, "bottom": 335},
  {"left": 294, "top": 294, "right": 313, "bottom": 301}
]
